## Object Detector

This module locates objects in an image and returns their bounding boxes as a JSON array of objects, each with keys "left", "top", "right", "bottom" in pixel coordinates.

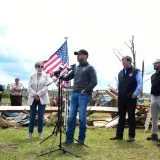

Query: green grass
[{"left": 0, "top": 127, "right": 160, "bottom": 160}]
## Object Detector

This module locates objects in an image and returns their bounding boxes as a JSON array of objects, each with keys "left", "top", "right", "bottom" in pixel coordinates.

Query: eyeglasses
[{"left": 37, "top": 66, "right": 44, "bottom": 68}]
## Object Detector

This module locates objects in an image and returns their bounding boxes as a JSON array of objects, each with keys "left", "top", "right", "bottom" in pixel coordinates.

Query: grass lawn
[{"left": 0, "top": 126, "right": 160, "bottom": 160}]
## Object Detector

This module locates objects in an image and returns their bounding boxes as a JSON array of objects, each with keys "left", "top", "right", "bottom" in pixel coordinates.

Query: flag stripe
[
  {"left": 45, "top": 60, "right": 62, "bottom": 74},
  {"left": 43, "top": 54, "right": 58, "bottom": 70}
]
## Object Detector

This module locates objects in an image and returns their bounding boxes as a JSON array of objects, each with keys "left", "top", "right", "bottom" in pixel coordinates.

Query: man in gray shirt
[
  {"left": 147, "top": 59, "right": 160, "bottom": 146},
  {"left": 61, "top": 49, "right": 97, "bottom": 144}
]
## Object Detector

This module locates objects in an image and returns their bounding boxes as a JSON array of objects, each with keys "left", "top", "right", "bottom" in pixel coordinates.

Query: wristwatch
[{"left": 81, "top": 90, "right": 86, "bottom": 94}]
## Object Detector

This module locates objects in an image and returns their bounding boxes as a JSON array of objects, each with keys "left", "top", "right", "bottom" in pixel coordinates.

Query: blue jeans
[
  {"left": 66, "top": 92, "right": 91, "bottom": 143},
  {"left": 29, "top": 100, "right": 46, "bottom": 133}
]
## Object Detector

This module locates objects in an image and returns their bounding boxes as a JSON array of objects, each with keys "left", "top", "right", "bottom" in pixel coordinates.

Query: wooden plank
[
  {"left": 137, "top": 104, "right": 149, "bottom": 108},
  {"left": 105, "top": 116, "right": 119, "bottom": 128},
  {"left": 0, "top": 106, "right": 58, "bottom": 113},
  {"left": 0, "top": 105, "right": 148, "bottom": 113},
  {"left": 0, "top": 106, "right": 118, "bottom": 113},
  {"left": 109, "top": 88, "right": 118, "bottom": 96},
  {"left": 106, "top": 89, "right": 118, "bottom": 101},
  {"left": 87, "top": 106, "right": 118, "bottom": 113},
  {"left": 105, "top": 113, "right": 128, "bottom": 128},
  {"left": 144, "top": 108, "right": 151, "bottom": 132}
]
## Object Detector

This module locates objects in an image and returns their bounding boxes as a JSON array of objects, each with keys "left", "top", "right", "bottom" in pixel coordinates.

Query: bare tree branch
[
  {"left": 129, "top": 40, "right": 132, "bottom": 46},
  {"left": 124, "top": 36, "right": 136, "bottom": 67},
  {"left": 114, "top": 77, "right": 118, "bottom": 82},
  {"left": 116, "top": 50, "right": 123, "bottom": 57},
  {"left": 124, "top": 41, "right": 131, "bottom": 49},
  {"left": 112, "top": 49, "right": 121, "bottom": 62}
]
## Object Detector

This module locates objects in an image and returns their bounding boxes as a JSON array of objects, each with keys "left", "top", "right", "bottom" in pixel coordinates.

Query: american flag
[{"left": 43, "top": 40, "right": 68, "bottom": 89}]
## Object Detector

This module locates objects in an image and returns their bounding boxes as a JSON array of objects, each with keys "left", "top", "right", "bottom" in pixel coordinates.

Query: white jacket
[{"left": 27, "top": 72, "right": 50, "bottom": 105}]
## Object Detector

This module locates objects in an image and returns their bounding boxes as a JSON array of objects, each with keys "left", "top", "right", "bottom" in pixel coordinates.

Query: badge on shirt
[
  {"left": 82, "top": 67, "right": 87, "bottom": 71},
  {"left": 129, "top": 73, "right": 133, "bottom": 77}
]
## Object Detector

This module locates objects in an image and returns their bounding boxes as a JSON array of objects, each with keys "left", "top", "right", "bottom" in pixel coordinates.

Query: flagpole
[
  {"left": 64, "top": 36, "right": 68, "bottom": 64},
  {"left": 64, "top": 37, "right": 69, "bottom": 69},
  {"left": 64, "top": 37, "right": 69, "bottom": 127}
]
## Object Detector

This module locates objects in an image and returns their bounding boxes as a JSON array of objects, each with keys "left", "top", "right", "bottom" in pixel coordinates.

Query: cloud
[
  {"left": 0, "top": 0, "right": 159, "bottom": 93},
  {"left": 0, "top": 51, "right": 18, "bottom": 63}
]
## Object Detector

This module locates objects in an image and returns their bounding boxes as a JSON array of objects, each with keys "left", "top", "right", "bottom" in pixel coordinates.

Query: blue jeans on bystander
[
  {"left": 29, "top": 100, "right": 46, "bottom": 133},
  {"left": 66, "top": 92, "right": 91, "bottom": 143}
]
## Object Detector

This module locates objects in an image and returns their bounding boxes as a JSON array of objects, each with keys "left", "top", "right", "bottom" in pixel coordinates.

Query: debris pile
[
  {"left": 0, "top": 112, "right": 59, "bottom": 128},
  {"left": 0, "top": 86, "right": 151, "bottom": 129},
  {"left": 87, "top": 86, "right": 150, "bottom": 128}
]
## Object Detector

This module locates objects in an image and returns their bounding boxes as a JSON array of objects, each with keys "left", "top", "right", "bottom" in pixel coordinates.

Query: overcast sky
[{"left": 0, "top": 0, "right": 160, "bottom": 93}]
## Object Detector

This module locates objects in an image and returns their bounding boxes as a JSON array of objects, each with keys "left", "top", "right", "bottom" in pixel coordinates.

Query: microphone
[
  {"left": 67, "top": 64, "right": 75, "bottom": 71},
  {"left": 54, "top": 65, "right": 64, "bottom": 77}
]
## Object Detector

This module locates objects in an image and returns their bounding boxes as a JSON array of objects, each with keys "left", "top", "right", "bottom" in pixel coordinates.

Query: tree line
[{"left": 1, "top": 85, "right": 73, "bottom": 99}]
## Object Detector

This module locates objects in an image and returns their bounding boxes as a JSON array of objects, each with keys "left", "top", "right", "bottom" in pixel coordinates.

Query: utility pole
[{"left": 140, "top": 60, "right": 144, "bottom": 97}]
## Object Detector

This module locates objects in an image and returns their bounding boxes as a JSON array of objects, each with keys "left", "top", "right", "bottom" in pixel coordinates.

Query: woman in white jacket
[{"left": 27, "top": 61, "right": 50, "bottom": 139}]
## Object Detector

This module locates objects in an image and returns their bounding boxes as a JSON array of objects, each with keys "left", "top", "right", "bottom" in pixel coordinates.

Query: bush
[{"left": 2, "top": 91, "right": 10, "bottom": 98}]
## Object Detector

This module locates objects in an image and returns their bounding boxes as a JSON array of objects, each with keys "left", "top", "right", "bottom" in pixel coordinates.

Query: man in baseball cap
[
  {"left": 61, "top": 48, "right": 97, "bottom": 145},
  {"left": 74, "top": 49, "right": 88, "bottom": 58}
]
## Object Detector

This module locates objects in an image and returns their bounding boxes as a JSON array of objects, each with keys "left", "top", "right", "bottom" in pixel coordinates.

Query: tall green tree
[{"left": 7, "top": 84, "right": 10, "bottom": 91}]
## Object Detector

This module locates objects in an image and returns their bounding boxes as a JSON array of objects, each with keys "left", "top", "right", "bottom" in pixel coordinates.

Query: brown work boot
[
  {"left": 146, "top": 134, "right": 158, "bottom": 141},
  {"left": 127, "top": 137, "right": 135, "bottom": 142},
  {"left": 110, "top": 136, "right": 123, "bottom": 140}
]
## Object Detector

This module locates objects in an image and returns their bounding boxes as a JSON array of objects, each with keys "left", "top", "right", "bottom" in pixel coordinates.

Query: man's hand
[
  {"left": 132, "top": 95, "right": 137, "bottom": 99},
  {"left": 11, "top": 88, "right": 15, "bottom": 92}
]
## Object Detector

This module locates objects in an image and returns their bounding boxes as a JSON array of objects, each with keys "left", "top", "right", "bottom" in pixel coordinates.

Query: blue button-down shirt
[{"left": 116, "top": 69, "right": 143, "bottom": 96}]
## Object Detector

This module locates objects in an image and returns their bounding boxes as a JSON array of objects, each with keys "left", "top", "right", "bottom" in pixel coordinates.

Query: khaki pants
[{"left": 151, "top": 95, "right": 160, "bottom": 134}]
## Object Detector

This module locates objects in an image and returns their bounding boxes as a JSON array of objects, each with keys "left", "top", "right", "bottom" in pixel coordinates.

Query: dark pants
[
  {"left": 116, "top": 96, "right": 137, "bottom": 138},
  {"left": 10, "top": 95, "right": 22, "bottom": 106}
]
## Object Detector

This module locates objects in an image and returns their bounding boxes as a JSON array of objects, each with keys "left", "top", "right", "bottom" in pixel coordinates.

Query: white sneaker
[
  {"left": 38, "top": 133, "right": 43, "bottom": 139},
  {"left": 27, "top": 133, "right": 32, "bottom": 139}
]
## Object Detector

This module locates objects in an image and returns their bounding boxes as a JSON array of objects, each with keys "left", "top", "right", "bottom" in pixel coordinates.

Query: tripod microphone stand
[{"left": 38, "top": 75, "right": 81, "bottom": 158}]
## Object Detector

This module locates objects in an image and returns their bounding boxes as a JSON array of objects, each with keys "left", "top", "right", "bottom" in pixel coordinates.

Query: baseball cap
[{"left": 74, "top": 49, "right": 88, "bottom": 56}]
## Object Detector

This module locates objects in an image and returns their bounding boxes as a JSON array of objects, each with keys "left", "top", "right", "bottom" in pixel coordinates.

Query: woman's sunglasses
[{"left": 37, "top": 66, "right": 44, "bottom": 68}]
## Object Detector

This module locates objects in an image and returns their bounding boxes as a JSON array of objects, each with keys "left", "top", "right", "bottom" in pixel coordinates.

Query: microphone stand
[{"left": 38, "top": 74, "right": 81, "bottom": 158}]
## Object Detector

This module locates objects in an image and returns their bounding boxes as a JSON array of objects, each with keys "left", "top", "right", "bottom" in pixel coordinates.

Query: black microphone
[
  {"left": 54, "top": 65, "right": 64, "bottom": 77},
  {"left": 67, "top": 64, "right": 75, "bottom": 71}
]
